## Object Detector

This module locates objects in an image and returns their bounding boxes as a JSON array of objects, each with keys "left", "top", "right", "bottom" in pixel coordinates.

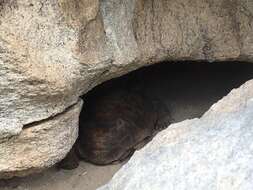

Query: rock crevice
[
  {"left": 0, "top": 0, "right": 253, "bottom": 178},
  {"left": 99, "top": 80, "right": 253, "bottom": 190}
]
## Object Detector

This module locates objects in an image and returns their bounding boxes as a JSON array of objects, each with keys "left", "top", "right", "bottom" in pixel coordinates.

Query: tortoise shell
[
  {"left": 58, "top": 82, "right": 171, "bottom": 169},
  {"left": 77, "top": 90, "right": 157, "bottom": 165}
]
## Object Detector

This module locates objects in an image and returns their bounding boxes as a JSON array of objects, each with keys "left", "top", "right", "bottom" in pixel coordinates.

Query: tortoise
[{"left": 58, "top": 81, "right": 171, "bottom": 169}]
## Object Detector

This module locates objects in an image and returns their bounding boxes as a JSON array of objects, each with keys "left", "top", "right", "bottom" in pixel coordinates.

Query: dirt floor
[
  {"left": 1, "top": 61, "right": 253, "bottom": 190},
  {"left": 0, "top": 162, "right": 122, "bottom": 190}
]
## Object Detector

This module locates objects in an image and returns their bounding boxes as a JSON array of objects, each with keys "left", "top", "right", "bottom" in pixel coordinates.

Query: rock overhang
[{"left": 0, "top": 0, "right": 253, "bottom": 178}]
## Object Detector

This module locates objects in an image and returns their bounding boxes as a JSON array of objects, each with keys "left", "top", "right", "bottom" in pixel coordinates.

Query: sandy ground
[
  {"left": 0, "top": 162, "right": 123, "bottom": 190},
  {"left": 1, "top": 62, "right": 253, "bottom": 190}
]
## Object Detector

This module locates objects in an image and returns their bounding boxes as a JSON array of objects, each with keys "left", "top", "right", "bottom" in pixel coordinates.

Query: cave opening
[
  {"left": 82, "top": 61, "right": 253, "bottom": 124},
  {"left": 74, "top": 61, "right": 253, "bottom": 166},
  {"left": 1, "top": 61, "right": 253, "bottom": 189}
]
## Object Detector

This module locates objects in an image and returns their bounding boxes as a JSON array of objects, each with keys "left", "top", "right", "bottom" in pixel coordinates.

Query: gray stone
[
  {"left": 0, "top": 100, "right": 82, "bottom": 179},
  {"left": 1, "top": 0, "right": 253, "bottom": 126},
  {"left": 98, "top": 80, "right": 253, "bottom": 190},
  {"left": 0, "top": 119, "right": 22, "bottom": 140}
]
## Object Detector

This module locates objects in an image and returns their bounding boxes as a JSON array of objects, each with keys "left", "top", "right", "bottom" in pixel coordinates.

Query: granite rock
[{"left": 1, "top": 0, "right": 253, "bottom": 177}]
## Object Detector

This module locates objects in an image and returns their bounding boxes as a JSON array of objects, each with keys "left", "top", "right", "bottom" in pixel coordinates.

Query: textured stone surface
[
  {"left": 1, "top": 0, "right": 253, "bottom": 127},
  {"left": 0, "top": 0, "right": 253, "bottom": 177},
  {"left": 98, "top": 80, "right": 253, "bottom": 190},
  {"left": 0, "top": 119, "right": 22, "bottom": 140},
  {"left": 0, "top": 0, "right": 95, "bottom": 125},
  {"left": 0, "top": 100, "right": 82, "bottom": 179}
]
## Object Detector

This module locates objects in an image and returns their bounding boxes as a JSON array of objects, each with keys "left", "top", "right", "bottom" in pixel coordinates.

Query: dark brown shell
[{"left": 77, "top": 90, "right": 157, "bottom": 165}]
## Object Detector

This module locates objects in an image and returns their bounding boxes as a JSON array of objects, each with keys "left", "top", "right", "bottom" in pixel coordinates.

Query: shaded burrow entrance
[
  {"left": 1, "top": 61, "right": 253, "bottom": 190},
  {"left": 75, "top": 61, "right": 253, "bottom": 166}
]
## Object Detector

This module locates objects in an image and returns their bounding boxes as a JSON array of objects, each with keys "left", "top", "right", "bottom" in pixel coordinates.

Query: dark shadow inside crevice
[
  {"left": 81, "top": 61, "right": 253, "bottom": 123},
  {"left": 74, "top": 61, "right": 253, "bottom": 166},
  {"left": 1, "top": 61, "right": 253, "bottom": 189}
]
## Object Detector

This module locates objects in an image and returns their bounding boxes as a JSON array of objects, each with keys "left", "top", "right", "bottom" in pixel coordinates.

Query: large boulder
[
  {"left": 0, "top": 0, "right": 253, "bottom": 177},
  {"left": 98, "top": 80, "right": 253, "bottom": 190},
  {"left": 0, "top": 100, "right": 82, "bottom": 179}
]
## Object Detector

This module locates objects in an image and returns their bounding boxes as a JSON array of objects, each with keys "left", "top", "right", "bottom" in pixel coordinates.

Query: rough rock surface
[
  {"left": 98, "top": 80, "right": 253, "bottom": 190},
  {"left": 0, "top": 0, "right": 253, "bottom": 177},
  {"left": 0, "top": 100, "right": 82, "bottom": 179}
]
